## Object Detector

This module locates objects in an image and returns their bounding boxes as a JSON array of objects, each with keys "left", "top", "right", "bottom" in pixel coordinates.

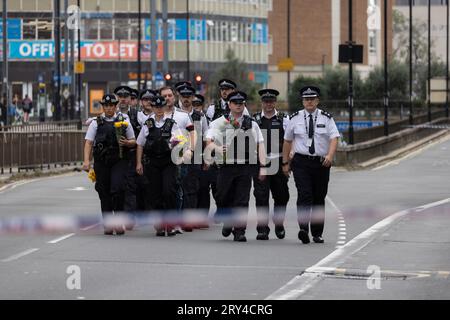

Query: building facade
[
  {"left": 268, "top": 0, "right": 394, "bottom": 100},
  {"left": 0, "top": 0, "right": 271, "bottom": 118}
]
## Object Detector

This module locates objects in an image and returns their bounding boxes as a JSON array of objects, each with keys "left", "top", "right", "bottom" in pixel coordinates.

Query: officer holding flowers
[
  {"left": 206, "top": 91, "right": 266, "bottom": 242},
  {"left": 83, "top": 94, "right": 136, "bottom": 235},
  {"left": 136, "top": 95, "right": 185, "bottom": 237}
]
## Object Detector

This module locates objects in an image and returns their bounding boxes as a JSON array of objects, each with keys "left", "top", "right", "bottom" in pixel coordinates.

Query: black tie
[{"left": 309, "top": 114, "right": 315, "bottom": 155}]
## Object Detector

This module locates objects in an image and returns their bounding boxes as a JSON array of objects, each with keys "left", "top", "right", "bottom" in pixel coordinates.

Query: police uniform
[
  {"left": 193, "top": 94, "right": 213, "bottom": 218},
  {"left": 206, "top": 91, "right": 264, "bottom": 242},
  {"left": 205, "top": 79, "right": 250, "bottom": 122},
  {"left": 136, "top": 95, "right": 182, "bottom": 236},
  {"left": 176, "top": 85, "right": 208, "bottom": 230},
  {"left": 252, "top": 89, "right": 290, "bottom": 240},
  {"left": 132, "top": 89, "right": 156, "bottom": 215},
  {"left": 283, "top": 86, "right": 340, "bottom": 244},
  {"left": 114, "top": 86, "right": 139, "bottom": 230},
  {"left": 130, "top": 88, "right": 140, "bottom": 109},
  {"left": 85, "top": 94, "right": 136, "bottom": 235}
]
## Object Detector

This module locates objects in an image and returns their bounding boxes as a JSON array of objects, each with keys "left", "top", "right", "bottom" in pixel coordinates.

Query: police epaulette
[
  {"left": 321, "top": 110, "right": 333, "bottom": 119},
  {"left": 253, "top": 112, "right": 262, "bottom": 122},
  {"left": 277, "top": 112, "right": 286, "bottom": 121},
  {"left": 145, "top": 118, "right": 155, "bottom": 129},
  {"left": 289, "top": 111, "right": 300, "bottom": 120}
]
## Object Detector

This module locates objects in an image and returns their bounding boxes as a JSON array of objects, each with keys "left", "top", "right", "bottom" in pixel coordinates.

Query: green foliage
[
  {"left": 362, "top": 61, "right": 409, "bottom": 100},
  {"left": 208, "top": 49, "right": 261, "bottom": 103}
]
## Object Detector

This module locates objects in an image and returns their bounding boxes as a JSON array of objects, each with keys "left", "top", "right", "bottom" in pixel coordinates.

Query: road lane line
[
  {"left": 266, "top": 197, "right": 450, "bottom": 300},
  {"left": 326, "top": 196, "right": 347, "bottom": 248},
  {"left": 1, "top": 248, "right": 40, "bottom": 262},
  {"left": 47, "top": 233, "right": 75, "bottom": 244},
  {"left": 81, "top": 223, "right": 100, "bottom": 231}
]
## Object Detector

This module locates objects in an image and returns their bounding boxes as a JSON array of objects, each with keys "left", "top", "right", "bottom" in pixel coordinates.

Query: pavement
[{"left": 0, "top": 135, "right": 449, "bottom": 300}]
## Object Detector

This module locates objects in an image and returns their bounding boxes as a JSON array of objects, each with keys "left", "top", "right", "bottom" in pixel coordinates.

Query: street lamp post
[
  {"left": 446, "top": 0, "right": 449, "bottom": 119},
  {"left": 427, "top": 0, "right": 431, "bottom": 122},
  {"left": 2, "top": 0, "right": 9, "bottom": 126},
  {"left": 77, "top": 0, "right": 81, "bottom": 120},
  {"left": 54, "top": 0, "right": 62, "bottom": 121},
  {"left": 409, "top": 0, "right": 413, "bottom": 125},
  {"left": 287, "top": 0, "right": 291, "bottom": 103},
  {"left": 138, "top": 0, "right": 142, "bottom": 91},
  {"left": 383, "top": 0, "right": 389, "bottom": 136},
  {"left": 347, "top": 0, "right": 354, "bottom": 145},
  {"left": 186, "top": 0, "right": 190, "bottom": 81}
]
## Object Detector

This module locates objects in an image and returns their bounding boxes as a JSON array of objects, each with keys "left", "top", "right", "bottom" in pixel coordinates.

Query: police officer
[
  {"left": 174, "top": 81, "right": 193, "bottom": 111},
  {"left": 177, "top": 85, "right": 210, "bottom": 229},
  {"left": 114, "top": 85, "right": 139, "bottom": 230},
  {"left": 136, "top": 95, "right": 183, "bottom": 237},
  {"left": 282, "top": 86, "right": 340, "bottom": 244},
  {"left": 130, "top": 88, "right": 140, "bottom": 110},
  {"left": 83, "top": 94, "right": 136, "bottom": 235},
  {"left": 193, "top": 94, "right": 213, "bottom": 223},
  {"left": 206, "top": 91, "right": 266, "bottom": 242},
  {"left": 133, "top": 89, "right": 157, "bottom": 215},
  {"left": 206, "top": 79, "right": 250, "bottom": 122},
  {"left": 253, "top": 89, "right": 290, "bottom": 240}
]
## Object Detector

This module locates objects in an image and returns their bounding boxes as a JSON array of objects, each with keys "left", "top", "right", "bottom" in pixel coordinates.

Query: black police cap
[
  {"left": 193, "top": 94, "right": 205, "bottom": 104},
  {"left": 259, "top": 89, "right": 280, "bottom": 101},
  {"left": 227, "top": 91, "right": 247, "bottom": 103},
  {"left": 130, "top": 89, "right": 139, "bottom": 99},
  {"left": 175, "top": 81, "right": 193, "bottom": 90},
  {"left": 140, "top": 89, "right": 157, "bottom": 100},
  {"left": 300, "top": 86, "right": 320, "bottom": 98},
  {"left": 177, "top": 85, "right": 195, "bottom": 96},
  {"left": 150, "top": 95, "right": 167, "bottom": 108},
  {"left": 114, "top": 85, "right": 132, "bottom": 96},
  {"left": 100, "top": 94, "right": 119, "bottom": 105},
  {"left": 218, "top": 79, "right": 237, "bottom": 90}
]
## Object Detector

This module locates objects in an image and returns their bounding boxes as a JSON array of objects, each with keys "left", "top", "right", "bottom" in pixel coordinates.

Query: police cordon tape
[{"left": 0, "top": 206, "right": 443, "bottom": 234}]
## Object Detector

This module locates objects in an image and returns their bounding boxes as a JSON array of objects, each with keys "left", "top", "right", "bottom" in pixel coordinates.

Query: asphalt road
[{"left": 0, "top": 135, "right": 449, "bottom": 300}]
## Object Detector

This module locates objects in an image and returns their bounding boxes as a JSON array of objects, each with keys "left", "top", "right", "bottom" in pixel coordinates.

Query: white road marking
[
  {"left": 47, "top": 233, "right": 75, "bottom": 244},
  {"left": 266, "top": 197, "right": 450, "bottom": 300},
  {"left": 1, "top": 248, "right": 40, "bottom": 262},
  {"left": 81, "top": 223, "right": 100, "bottom": 231},
  {"left": 326, "top": 196, "right": 347, "bottom": 249},
  {"left": 66, "top": 187, "right": 87, "bottom": 191}
]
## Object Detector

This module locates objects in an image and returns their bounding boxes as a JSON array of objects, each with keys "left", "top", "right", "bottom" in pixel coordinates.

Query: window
[
  {"left": 245, "top": 23, "right": 252, "bottom": 43},
  {"left": 221, "top": 21, "right": 229, "bottom": 42},
  {"left": 100, "top": 19, "right": 113, "bottom": 39},
  {"left": 84, "top": 19, "right": 99, "bottom": 40},
  {"left": 129, "top": 20, "right": 140, "bottom": 40},
  {"left": 230, "top": 22, "right": 238, "bottom": 42},
  {"left": 23, "top": 19, "right": 37, "bottom": 40},
  {"left": 369, "top": 31, "right": 377, "bottom": 53},
  {"left": 114, "top": 19, "right": 128, "bottom": 40},
  {"left": 37, "top": 19, "right": 52, "bottom": 39}
]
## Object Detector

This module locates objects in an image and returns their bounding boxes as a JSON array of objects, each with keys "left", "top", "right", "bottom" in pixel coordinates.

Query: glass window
[
  {"left": 100, "top": 19, "right": 113, "bottom": 39},
  {"left": 230, "top": 22, "right": 238, "bottom": 42},
  {"left": 206, "top": 20, "right": 215, "bottom": 41},
  {"left": 221, "top": 21, "right": 228, "bottom": 42},
  {"left": 129, "top": 19, "right": 140, "bottom": 40},
  {"left": 37, "top": 19, "right": 52, "bottom": 39},
  {"left": 114, "top": 19, "right": 129, "bottom": 40},
  {"left": 245, "top": 23, "right": 252, "bottom": 43},
  {"left": 84, "top": 19, "right": 99, "bottom": 40},
  {"left": 23, "top": 19, "right": 37, "bottom": 40}
]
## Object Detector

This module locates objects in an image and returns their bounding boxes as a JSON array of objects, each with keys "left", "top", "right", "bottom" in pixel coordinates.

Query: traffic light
[
  {"left": 164, "top": 73, "right": 172, "bottom": 85},
  {"left": 194, "top": 74, "right": 202, "bottom": 84}
]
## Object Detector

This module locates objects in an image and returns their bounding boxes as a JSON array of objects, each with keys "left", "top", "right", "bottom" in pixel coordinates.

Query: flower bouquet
[
  {"left": 114, "top": 120, "right": 129, "bottom": 159},
  {"left": 170, "top": 134, "right": 189, "bottom": 149},
  {"left": 88, "top": 168, "right": 96, "bottom": 183}
]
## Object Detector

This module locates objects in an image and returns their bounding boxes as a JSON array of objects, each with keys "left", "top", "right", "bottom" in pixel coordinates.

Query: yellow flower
[
  {"left": 88, "top": 169, "right": 96, "bottom": 183},
  {"left": 114, "top": 121, "right": 128, "bottom": 128}
]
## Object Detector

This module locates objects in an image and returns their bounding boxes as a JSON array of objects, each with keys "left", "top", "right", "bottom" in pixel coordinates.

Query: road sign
[
  {"left": 61, "top": 75, "right": 72, "bottom": 85},
  {"left": 74, "top": 61, "right": 85, "bottom": 74},
  {"left": 154, "top": 72, "right": 163, "bottom": 81},
  {"left": 278, "top": 58, "right": 295, "bottom": 72}
]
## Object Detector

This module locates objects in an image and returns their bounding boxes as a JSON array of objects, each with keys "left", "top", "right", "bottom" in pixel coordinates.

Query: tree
[
  {"left": 208, "top": 49, "right": 261, "bottom": 103},
  {"left": 392, "top": 9, "right": 445, "bottom": 101}
]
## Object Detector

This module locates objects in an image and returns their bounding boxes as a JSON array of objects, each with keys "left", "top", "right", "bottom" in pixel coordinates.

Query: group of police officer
[{"left": 83, "top": 79, "right": 340, "bottom": 244}]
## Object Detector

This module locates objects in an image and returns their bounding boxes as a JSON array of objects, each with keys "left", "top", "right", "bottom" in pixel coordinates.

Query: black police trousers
[
  {"left": 215, "top": 165, "right": 255, "bottom": 234},
  {"left": 198, "top": 165, "right": 219, "bottom": 212},
  {"left": 144, "top": 159, "right": 178, "bottom": 230},
  {"left": 253, "top": 162, "right": 289, "bottom": 233},
  {"left": 291, "top": 154, "right": 330, "bottom": 237},
  {"left": 180, "top": 164, "right": 201, "bottom": 209},
  {"left": 94, "top": 159, "right": 128, "bottom": 220}
]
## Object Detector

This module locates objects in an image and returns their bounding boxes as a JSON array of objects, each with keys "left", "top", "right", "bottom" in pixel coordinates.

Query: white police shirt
[
  {"left": 284, "top": 108, "right": 340, "bottom": 157},
  {"left": 136, "top": 114, "right": 183, "bottom": 147},
  {"left": 206, "top": 115, "right": 264, "bottom": 145},
  {"left": 165, "top": 108, "right": 193, "bottom": 132},
  {"left": 137, "top": 110, "right": 153, "bottom": 127},
  {"left": 205, "top": 98, "right": 250, "bottom": 122},
  {"left": 85, "top": 113, "right": 134, "bottom": 142}
]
